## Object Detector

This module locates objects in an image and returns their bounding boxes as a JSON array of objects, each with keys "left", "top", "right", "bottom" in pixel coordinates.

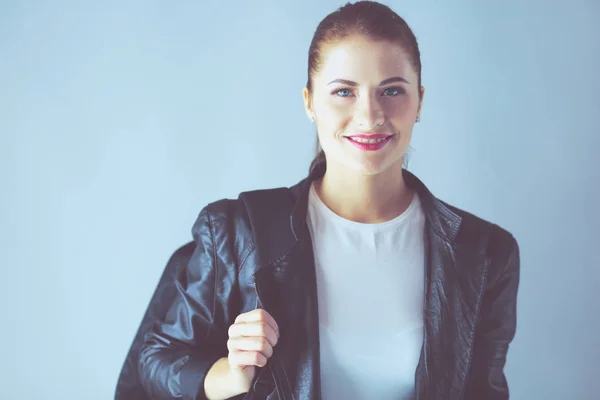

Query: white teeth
[{"left": 349, "top": 137, "right": 389, "bottom": 144}]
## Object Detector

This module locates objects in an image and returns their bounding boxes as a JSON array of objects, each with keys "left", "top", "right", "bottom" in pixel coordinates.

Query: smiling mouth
[
  {"left": 346, "top": 136, "right": 391, "bottom": 144},
  {"left": 343, "top": 133, "right": 395, "bottom": 143},
  {"left": 343, "top": 134, "right": 394, "bottom": 151}
]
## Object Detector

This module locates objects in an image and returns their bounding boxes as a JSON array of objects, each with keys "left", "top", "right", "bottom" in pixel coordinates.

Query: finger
[
  {"left": 229, "top": 350, "right": 267, "bottom": 368},
  {"left": 234, "top": 309, "right": 278, "bottom": 330},
  {"left": 234, "top": 309, "right": 279, "bottom": 336},
  {"left": 227, "top": 337, "right": 274, "bottom": 359},
  {"left": 228, "top": 322, "right": 278, "bottom": 347}
]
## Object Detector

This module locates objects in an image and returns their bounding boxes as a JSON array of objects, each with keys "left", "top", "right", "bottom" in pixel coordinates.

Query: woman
[{"left": 138, "top": 1, "right": 520, "bottom": 399}]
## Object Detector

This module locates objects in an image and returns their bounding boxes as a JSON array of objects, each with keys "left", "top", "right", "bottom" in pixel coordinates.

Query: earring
[{"left": 416, "top": 116, "right": 420, "bottom": 123}]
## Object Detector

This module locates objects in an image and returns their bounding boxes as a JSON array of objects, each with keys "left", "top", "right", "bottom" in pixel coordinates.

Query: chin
[
  {"left": 323, "top": 144, "right": 406, "bottom": 176},
  {"left": 344, "top": 158, "right": 398, "bottom": 176}
]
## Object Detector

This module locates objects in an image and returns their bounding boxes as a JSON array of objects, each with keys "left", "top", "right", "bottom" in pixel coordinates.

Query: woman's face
[{"left": 303, "top": 35, "right": 424, "bottom": 176}]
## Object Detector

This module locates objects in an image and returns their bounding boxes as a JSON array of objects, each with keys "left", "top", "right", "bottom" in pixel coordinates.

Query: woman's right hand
[{"left": 226, "top": 308, "right": 280, "bottom": 390}]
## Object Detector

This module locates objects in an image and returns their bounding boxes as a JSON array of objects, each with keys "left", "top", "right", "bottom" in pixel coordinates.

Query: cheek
[
  {"left": 316, "top": 104, "right": 351, "bottom": 132},
  {"left": 314, "top": 92, "right": 350, "bottom": 115},
  {"left": 383, "top": 97, "right": 415, "bottom": 119},
  {"left": 321, "top": 98, "right": 351, "bottom": 119}
]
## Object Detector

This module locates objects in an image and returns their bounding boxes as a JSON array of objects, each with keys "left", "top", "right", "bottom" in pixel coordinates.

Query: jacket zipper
[
  {"left": 253, "top": 280, "right": 283, "bottom": 399},
  {"left": 419, "top": 228, "right": 431, "bottom": 398}
]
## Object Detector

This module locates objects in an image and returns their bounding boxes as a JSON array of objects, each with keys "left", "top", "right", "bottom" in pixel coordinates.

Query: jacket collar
[{"left": 288, "top": 163, "right": 463, "bottom": 243}]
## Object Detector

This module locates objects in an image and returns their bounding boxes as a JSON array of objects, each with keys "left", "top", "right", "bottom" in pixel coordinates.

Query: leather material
[
  {"left": 131, "top": 166, "right": 520, "bottom": 400},
  {"left": 115, "top": 242, "right": 196, "bottom": 400}
]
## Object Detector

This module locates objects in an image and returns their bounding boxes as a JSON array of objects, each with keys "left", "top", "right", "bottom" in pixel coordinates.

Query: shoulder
[
  {"left": 200, "top": 197, "right": 250, "bottom": 229},
  {"left": 188, "top": 197, "right": 254, "bottom": 272},
  {"left": 438, "top": 199, "right": 519, "bottom": 264},
  {"left": 194, "top": 179, "right": 304, "bottom": 235},
  {"left": 436, "top": 199, "right": 520, "bottom": 294},
  {"left": 190, "top": 182, "right": 299, "bottom": 266}
]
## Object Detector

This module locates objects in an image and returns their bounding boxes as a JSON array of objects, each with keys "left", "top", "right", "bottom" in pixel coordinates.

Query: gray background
[{"left": 1, "top": 0, "right": 599, "bottom": 399}]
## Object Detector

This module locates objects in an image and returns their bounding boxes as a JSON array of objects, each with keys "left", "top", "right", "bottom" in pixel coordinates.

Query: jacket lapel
[
  {"left": 253, "top": 235, "right": 321, "bottom": 400},
  {"left": 250, "top": 170, "right": 321, "bottom": 399},
  {"left": 408, "top": 171, "right": 491, "bottom": 399}
]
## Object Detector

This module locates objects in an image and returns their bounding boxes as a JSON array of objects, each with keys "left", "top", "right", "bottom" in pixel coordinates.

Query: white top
[{"left": 306, "top": 183, "right": 426, "bottom": 400}]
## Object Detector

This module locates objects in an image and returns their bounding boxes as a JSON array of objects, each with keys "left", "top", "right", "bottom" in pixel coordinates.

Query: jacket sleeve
[
  {"left": 138, "top": 205, "right": 234, "bottom": 400},
  {"left": 464, "top": 231, "right": 521, "bottom": 400}
]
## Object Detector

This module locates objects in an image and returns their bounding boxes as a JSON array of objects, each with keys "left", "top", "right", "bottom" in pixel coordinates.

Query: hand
[{"left": 226, "top": 309, "right": 280, "bottom": 390}]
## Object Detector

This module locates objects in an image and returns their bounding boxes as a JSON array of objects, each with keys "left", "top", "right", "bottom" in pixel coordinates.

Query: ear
[{"left": 302, "top": 86, "right": 314, "bottom": 122}]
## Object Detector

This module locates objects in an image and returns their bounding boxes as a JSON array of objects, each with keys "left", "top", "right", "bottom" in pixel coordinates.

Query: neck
[{"left": 314, "top": 163, "right": 414, "bottom": 224}]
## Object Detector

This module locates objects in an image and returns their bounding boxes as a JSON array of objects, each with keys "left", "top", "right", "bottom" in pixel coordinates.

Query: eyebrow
[{"left": 326, "top": 77, "right": 410, "bottom": 86}]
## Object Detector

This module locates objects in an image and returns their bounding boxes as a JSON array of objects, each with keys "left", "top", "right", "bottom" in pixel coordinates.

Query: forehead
[{"left": 316, "top": 36, "right": 415, "bottom": 83}]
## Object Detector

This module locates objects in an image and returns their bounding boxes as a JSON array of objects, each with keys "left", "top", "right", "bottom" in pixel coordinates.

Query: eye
[
  {"left": 382, "top": 86, "right": 405, "bottom": 96},
  {"left": 331, "top": 86, "right": 405, "bottom": 97},
  {"left": 332, "top": 88, "right": 353, "bottom": 97}
]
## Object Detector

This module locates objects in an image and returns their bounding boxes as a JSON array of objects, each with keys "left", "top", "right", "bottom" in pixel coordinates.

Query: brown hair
[{"left": 306, "top": 1, "right": 422, "bottom": 175}]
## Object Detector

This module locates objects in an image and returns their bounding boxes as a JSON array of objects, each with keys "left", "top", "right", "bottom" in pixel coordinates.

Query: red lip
[{"left": 345, "top": 133, "right": 393, "bottom": 139}]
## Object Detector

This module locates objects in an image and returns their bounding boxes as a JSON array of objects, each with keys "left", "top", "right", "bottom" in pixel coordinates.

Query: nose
[{"left": 354, "top": 94, "right": 384, "bottom": 129}]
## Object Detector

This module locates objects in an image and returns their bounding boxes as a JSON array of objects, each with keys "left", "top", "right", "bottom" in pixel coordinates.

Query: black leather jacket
[{"left": 138, "top": 167, "right": 520, "bottom": 400}]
